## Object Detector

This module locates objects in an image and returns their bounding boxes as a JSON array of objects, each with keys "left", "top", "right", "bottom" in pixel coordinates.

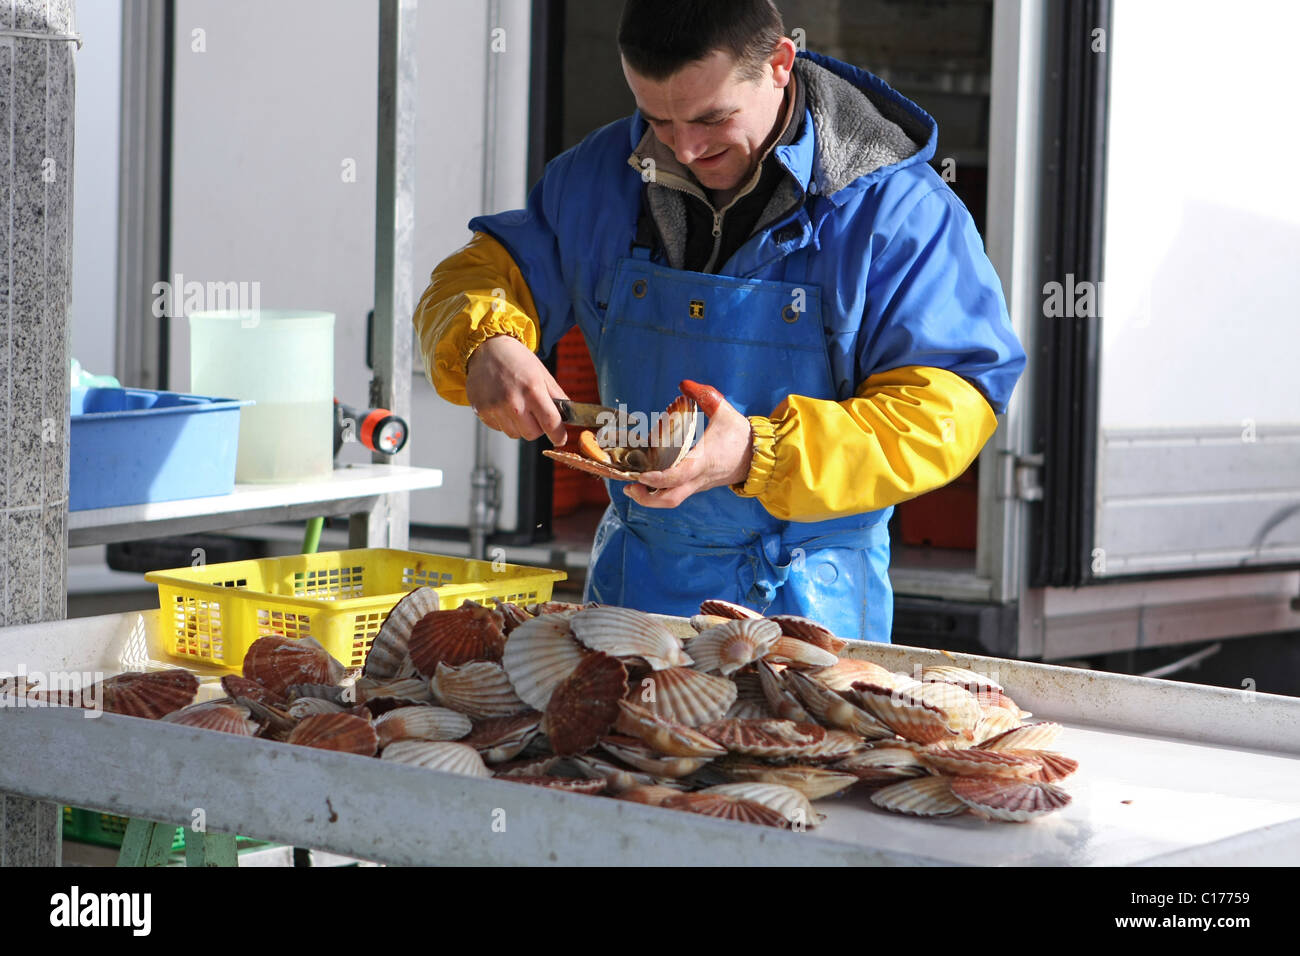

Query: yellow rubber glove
[
  {"left": 734, "top": 365, "right": 998, "bottom": 522},
  {"left": 414, "top": 231, "right": 542, "bottom": 406}
]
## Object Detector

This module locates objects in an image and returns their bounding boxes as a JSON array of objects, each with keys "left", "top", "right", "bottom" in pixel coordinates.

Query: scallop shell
[
  {"left": 544, "top": 394, "right": 698, "bottom": 480},
  {"left": 853, "top": 680, "right": 981, "bottom": 744},
  {"left": 784, "top": 670, "right": 895, "bottom": 740},
  {"left": 699, "top": 599, "right": 762, "bottom": 620},
  {"left": 766, "top": 615, "right": 848, "bottom": 653},
  {"left": 950, "top": 777, "right": 1072, "bottom": 821},
  {"left": 717, "top": 761, "right": 858, "bottom": 800},
  {"left": 286, "top": 682, "right": 348, "bottom": 703},
  {"left": 353, "top": 676, "right": 434, "bottom": 704},
  {"left": 431, "top": 660, "right": 529, "bottom": 718},
  {"left": 500, "top": 775, "right": 608, "bottom": 794},
  {"left": 977, "top": 721, "right": 1063, "bottom": 752},
  {"left": 627, "top": 666, "right": 737, "bottom": 726},
  {"left": 975, "top": 688, "right": 1031, "bottom": 719},
  {"left": 494, "top": 601, "right": 533, "bottom": 634},
  {"left": 871, "top": 776, "right": 968, "bottom": 817},
  {"left": 564, "top": 753, "right": 669, "bottom": 793},
  {"left": 808, "top": 657, "right": 900, "bottom": 693},
  {"left": 764, "top": 636, "right": 839, "bottom": 669},
  {"left": 241, "top": 697, "right": 296, "bottom": 741},
  {"left": 614, "top": 700, "right": 728, "bottom": 757},
  {"left": 526, "top": 601, "right": 586, "bottom": 616},
  {"left": 698, "top": 718, "right": 826, "bottom": 759},
  {"left": 690, "top": 614, "right": 732, "bottom": 633},
  {"left": 971, "top": 707, "right": 1022, "bottom": 745},
  {"left": 288, "top": 697, "right": 347, "bottom": 719},
  {"left": 492, "top": 754, "right": 562, "bottom": 778},
  {"left": 243, "top": 636, "right": 345, "bottom": 697},
  {"left": 501, "top": 614, "right": 588, "bottom": 712},
  {"left": 220, "top": 674, "right": 286, "bottom": 707},
  {"left": 922, "top": 664, "right": 1004, "bottom": 693},
  {"left": 689, "top": 619, "right": 782, "bottom": 675},
  {"left": 755, "top": 661, "right": 813, "bottom": 722},
  {"left": 599, "top": 735, "right": 715, "bottom": 778},
  {"left": 832, "top": 748, "right": 929, "bottom": 785},
  {"left": 373, "top": 705, "right": 472, "bottom": 747},
  {"left": 701, "top": 783, "right": 822, "bottom": 827},
  {"left": 366, "top": 587, "right": 438, "bottom": 678},
  {"left": 919, "top": 748, "right": 1043, "bottom": 779},
  {"left": 1009, "top": 750, "right": 1079, "bottom": 783},
  {"left": 287, "top": 713, "right": 378, "bottom": 756},
  {"left": 408, "top": 603, "right": 507, "bottom": 677},
  {"left": 461, "top": 713, "right": 542, "bottom": 764},
  {"left": 542, "top": 652, "right": 628, "bottom": 756},
  {"left": 380, "top": 740, "right": 493, "bottom": 777},
  {"left": 100, "top": 669, "right": 199, "bottom": 719},
  {"left": 162, "top": 701, "right": 258, "bottom": 736},
  {"left": 569, "top": 606, "right": 692, "bottom": 670},
  {"left": 804, "top": 728, "right": 871, "bottom": 761},
  {"left": 661, "top": 791, "right": 790, "bottom": 828},
  {"left": 618, "top": 785, "right": 685, "bottom": 807}
]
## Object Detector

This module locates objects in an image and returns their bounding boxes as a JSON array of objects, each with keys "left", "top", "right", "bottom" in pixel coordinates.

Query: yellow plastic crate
[{"left": 145, "top": 548, "right": 567, "bottom": 670}]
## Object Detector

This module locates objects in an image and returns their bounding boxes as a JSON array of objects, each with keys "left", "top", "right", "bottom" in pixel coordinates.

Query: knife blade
[{"left": 553, "top": 398, "right": 618, "bottom": 429}]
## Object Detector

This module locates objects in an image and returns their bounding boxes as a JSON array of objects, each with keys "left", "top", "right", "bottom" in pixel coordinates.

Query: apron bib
[{"left": 578, "top": 248, "right": 893, "bottom": 642}]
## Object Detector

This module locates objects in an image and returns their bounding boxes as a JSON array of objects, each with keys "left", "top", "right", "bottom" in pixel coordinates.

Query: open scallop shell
[
  {"left": 950, "top": 777, "right": 1072, "bottom": 821},
  {"left": 569, "top": 606, "right": 692, "bottom": 670},
  {"left": 853, "top": 680, "right": 981, "bottom": 744},
  {"left": 977, "top": 721, "right": 1063, "bottom": 752},
  {"left": 766, "top": 615, "right": 848, "bottom": 653},
  {"left": 431, "top": 660, "right": 529, "bottom": 718},
  {"left": 785, "top": 670, "right": 895, "bottom": 740},
  {"left": 690, "top": 614, "right": 732, "bottom": 633},
  {"left": 626, "top": 666, "right": 737, "bottom": 727},
  {"left": 618, "top": 785, "right": 686, "bottom": 807},
  {"left": 1010, "top": 750, "right": 1079, "bottom": 783},
  {"left": 544, "top": 393, "right": 698, "bottom": 480},
  {"left": 243, "top": 636, "right": 345, "bottom": 697},
  {"left": 699, "top": 599, "right": 762, "bottom": 620},
  {"left": 373, "top": 705, "right": 472, "bottom": 747},
  {"left": 689, "top": 619, "right": 782, "bottom": 676},
  {"left": 101, "top": 669, "right": 199, "bottom": 719},
  {"left": 408, "top": 603, "right": 506, "bottom": 677},
  {"left": 564, "top": 754, "right": 680, "bottom": 793},
  {"left": 661, "top": 791, "right": 790, "bottom": 828},
  {"left": 287, "top": 713, "right": 378, "bottom": 756},
  {"left": 614, "top": 700, "right": 728, "bottom": 757},
  {"left": 805, "top": 729, "right": 871, "bottom": 761},
  {"left": 288, "top": 697, "right": 347, "bottom": 719},
  {"left": 764, "top": 636, "right": 839, "bottom": 670},
  {"left": 220, "top": 674, "right": 286, "bottom": 707},
  {"left": 832, "top": 747, "right": 930, "bottom": 785},
  {"left": 366, "top": 586, "right": 439, "bottom": 678},
  {"left": 353, "top": 676, "right": 434, "bottom": 705},
  {"left": 701, "top": 783, "right": 822, "bottom": 828},
  {"left": 380, "top": 740, "right": 493, "bottom": 777},
  {"left": 599, "top": 735, "right": 716, "bottom": 778},
  {"left": 755, "top": 661, "right": 813, "bottom": 722},
  {"left": 807, "top": 657, "right": 901, "bottom": 693},
  {"left": 463, "top": 713, "right": 543, "bottom": 764},
  {"left": 717, "top": 761, "right": 858, "bottom": 800},
  {"left": 493, "top": 600, "right": 533, "bottom": 635},
  {"left": 871, "top": 776, "right": 968, "bottom": 817},
  {"left": 971, "top": 707, "right": 1022, "bottom": 745},
  {"left": 502, "top": 614, "right": 588, "bottom": 712},
  {"left": 698, "top": 718, "right": 826, "bottom": 759},
  {"left": 919, "top": 748, "right": 1043, "bottom": 779},
  {"left": 162, "top": 701, "right": 258, "bottom": 736},
  {"left": 922, "top": 664, "right": 1004, "bottom": 693},
  {"left": 542, "top": 651, "right": 628, "bottom": 756}
]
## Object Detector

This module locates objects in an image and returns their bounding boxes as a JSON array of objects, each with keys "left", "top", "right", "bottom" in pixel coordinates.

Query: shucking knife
[{"left": 553, "top": 398, "right": 618, "bottom": 428}]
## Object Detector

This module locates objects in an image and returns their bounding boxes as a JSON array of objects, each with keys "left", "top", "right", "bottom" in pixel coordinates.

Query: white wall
[
  {"left": 70, "top": 0, "right": 122, "bottom": 374},
  {"left": 168, "top": 0, "right": 532, "bottom": 529}
]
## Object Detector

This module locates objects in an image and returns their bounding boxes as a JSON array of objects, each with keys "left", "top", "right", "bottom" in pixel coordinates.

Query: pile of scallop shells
[{"left": 26, "top": 592, "right": 1077, "bottom": 829}]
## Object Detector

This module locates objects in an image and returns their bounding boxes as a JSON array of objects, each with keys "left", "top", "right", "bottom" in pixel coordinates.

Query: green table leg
[
  {"left": 184, "top": 828, "right": 239, "bottom": 867},
  {"left": 116, "top": 819, "right": 176, "bottom": 867}
]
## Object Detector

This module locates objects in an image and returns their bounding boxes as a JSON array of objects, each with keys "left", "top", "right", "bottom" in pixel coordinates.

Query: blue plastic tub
[{"left": 69, "top": 387, "right": 253, "bottom": 511}]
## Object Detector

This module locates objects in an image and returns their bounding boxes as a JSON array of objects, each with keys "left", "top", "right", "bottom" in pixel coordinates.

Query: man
[{"left": 414, "top": 0, "right": 1025, "bottom": 642}]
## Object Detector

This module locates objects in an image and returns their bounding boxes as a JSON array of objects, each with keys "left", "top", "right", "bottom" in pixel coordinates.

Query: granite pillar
[{"left": 0, "top": 0, "right": 76, "bottom": 867}]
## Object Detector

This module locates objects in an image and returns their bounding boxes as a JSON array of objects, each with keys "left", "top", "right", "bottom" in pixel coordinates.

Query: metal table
[{"left": 0, "top": 610, "right": 1296, "bottom": 866}]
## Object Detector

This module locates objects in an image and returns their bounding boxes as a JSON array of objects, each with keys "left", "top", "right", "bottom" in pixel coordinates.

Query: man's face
[{"left": 623, "top": 48, "right": 790, "bottom": 194}]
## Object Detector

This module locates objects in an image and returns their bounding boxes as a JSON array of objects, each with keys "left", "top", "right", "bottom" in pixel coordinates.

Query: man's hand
[
  {"left": 465, "top": 335, "right": 568, "bottom": 445},
  {"left": 625, "top": 380, "right": 754, "bottom": 509}
]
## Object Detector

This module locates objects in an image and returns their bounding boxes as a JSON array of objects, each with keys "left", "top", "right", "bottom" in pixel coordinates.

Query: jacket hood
[{"left": 792, "top": 51, "right": 936, "bottom": 198}]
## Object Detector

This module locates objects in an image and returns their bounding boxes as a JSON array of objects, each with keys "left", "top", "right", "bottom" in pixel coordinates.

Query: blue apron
[{"left": 582, "top": 247, "right": 894, "bottom": 643}]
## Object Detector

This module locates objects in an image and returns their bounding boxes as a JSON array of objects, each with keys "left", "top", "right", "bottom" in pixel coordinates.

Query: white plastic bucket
[{"left": 189, "top": 310, "right": 335, "bottom": 483}]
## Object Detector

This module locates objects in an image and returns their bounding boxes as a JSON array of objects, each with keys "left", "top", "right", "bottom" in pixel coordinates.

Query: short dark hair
[{"left": 618, "top": 0, "right": 785, "bottom": 82}]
